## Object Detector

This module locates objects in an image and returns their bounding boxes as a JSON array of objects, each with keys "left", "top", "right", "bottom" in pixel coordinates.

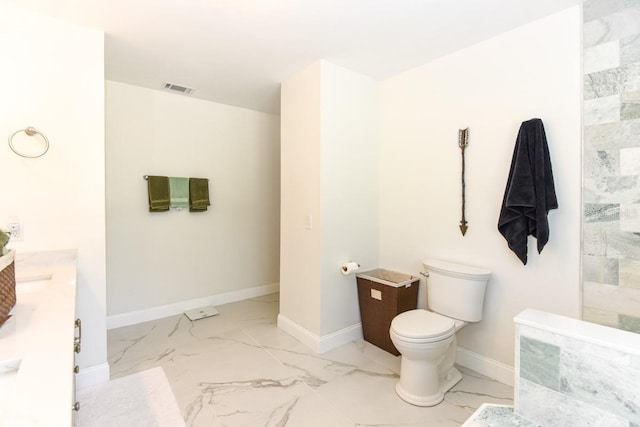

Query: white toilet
[{"left": 389, "top": 259, "right": 490, "bottom": 407}]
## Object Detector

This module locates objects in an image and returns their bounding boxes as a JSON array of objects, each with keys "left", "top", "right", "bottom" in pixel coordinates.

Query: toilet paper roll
[{"left": 341, "top": 261, "right": 360, "bottom": 275}]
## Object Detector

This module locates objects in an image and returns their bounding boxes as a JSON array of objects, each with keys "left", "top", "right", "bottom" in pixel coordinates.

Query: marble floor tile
[{"left": 107, "top": 293, "right": 514, "bottom": 426}]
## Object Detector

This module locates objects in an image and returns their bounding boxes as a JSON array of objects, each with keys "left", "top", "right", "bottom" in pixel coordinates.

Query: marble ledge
[
  {"left": 514, "top": 309, "right": 640, "bottom": 358},
  {"left": 462, "top": 403, "right": 538, "bottom": 427}
]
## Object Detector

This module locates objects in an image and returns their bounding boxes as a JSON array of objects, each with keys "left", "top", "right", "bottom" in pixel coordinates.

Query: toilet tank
[{"left": 423, "top": 259, "right": 491, "bottom": 322}]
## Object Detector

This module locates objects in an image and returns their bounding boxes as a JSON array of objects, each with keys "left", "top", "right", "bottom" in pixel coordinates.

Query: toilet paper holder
[{"left": 341, "top": 261, "right": 361, "bottom": 275}]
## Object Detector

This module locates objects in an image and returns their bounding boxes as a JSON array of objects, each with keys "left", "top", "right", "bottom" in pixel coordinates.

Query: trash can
[{"left": 356, "top": 269, "right": 419, "bottom": 355}]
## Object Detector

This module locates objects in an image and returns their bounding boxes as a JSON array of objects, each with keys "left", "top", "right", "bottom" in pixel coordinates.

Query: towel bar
[{"left": 143, "top": 175, "right": 208, "bottom": 181}]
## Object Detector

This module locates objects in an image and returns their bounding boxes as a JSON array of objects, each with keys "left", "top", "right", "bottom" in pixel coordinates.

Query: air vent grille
[{"left": 163, "top": 82, "right": 194, "bottom": 94}]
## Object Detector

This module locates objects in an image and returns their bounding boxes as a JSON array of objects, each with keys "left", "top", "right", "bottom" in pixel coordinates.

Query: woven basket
[
  {"left": 356, "top": 276, "right": 419, "bottom": 355},
  {"left": 0, "top": 251, "right": 16, "bottom": 327}
]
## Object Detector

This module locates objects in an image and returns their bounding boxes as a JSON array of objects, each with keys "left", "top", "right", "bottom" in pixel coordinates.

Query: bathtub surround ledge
[{"left": 514, "top": 309, "right": 640, "bottom": 426}]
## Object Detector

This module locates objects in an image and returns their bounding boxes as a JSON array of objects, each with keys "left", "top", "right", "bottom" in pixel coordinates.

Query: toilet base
[{"left": 395, "top": 366, "right": 462, "bottom": 407}]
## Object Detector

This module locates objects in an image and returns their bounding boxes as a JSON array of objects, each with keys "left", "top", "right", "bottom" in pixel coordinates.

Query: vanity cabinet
[
  {"left": 0, "top": 250, "right": 78, "bottom": 426},
  {"left": 73, "top": 317, "right": 82, "bottom": 412}
]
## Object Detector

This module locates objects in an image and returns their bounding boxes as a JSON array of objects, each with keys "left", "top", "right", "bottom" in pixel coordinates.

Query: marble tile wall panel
[
  {"left": 622, "top": 103, "right": 640, "bottom": 119},
  {"left": 621, "top": 147, "right": 640, "bottom": 174},
  {"left": 583, "top": 175, "right": 640, "bottom": 203},
  {"left": 584, "top": 281, "right": 640, "bottom": 316},
  {"left": 583, "top": 6, "right": 640, "bottom": 48},
  {"left": 560, "top": 349, "right": 640, "bottom": 423},
  {"left": 620, "top": 259, "right": 640, "bottom": 287},
  {"left": 582, "top": 306, "right": 620, "bottom": 328},
  {"left": 519, "top": 337, "right": 560, "bottom": 391},
  {"left": 517, "top": 325, "right": 560, "bottom": 347},
  {"left": 622, "top": 90, "right": 640, "bottom": 119},
  {"left": 583, "top": 255, "right": 619, "bottom": 284},
  {"left": 621, "top": 204, "right": 640, "bottom": 232},
  {"left": 622, "top": 89, "right": 640, "bottom": 102},
  {"left": 584, "top": 150, "right": 620, "bottom": 178},
  {"left": 584, "top": 63, "right": 640, "bottom": 100},
  {"left": 585, "top": 203, "right": 620, "bottom": 222},
  {"left": 584, "top": 40, "right": 620, "bottom": 74},
  {"left": 620, "top": 313, "right": 640, "bottom": 332},
  {"left": 606, "top": 229, "right": 640, "bottom": 258},
  {"left": 584, "top": 94, "right": 621, "bottom": 125},
  {"left": 584, "top": 118, "right": 640, "bottom": 150},
  {"left": 583, "top": 0, "right": 640, "bottom": 330},
  {"left": 621, "top": 34, "right": 640, "bottom": 64},
  {"left": 583, "top": 224, "right": 608, "bottom": 256},
  {"left": 583, "top": 0, "right": 629, "bottom": 23},
  {"left": 517, "top": 378, "right": 629, "bottom": 427}
]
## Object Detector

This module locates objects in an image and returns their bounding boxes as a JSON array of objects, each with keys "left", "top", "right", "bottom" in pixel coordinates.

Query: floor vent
[{"left": 162, "top": 82, "right": 194, "bottom": 94}]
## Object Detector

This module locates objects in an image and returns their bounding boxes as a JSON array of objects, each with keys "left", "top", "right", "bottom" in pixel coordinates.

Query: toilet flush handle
[{"left": 420, "top": 272, "right": 429, "bottom": 278}]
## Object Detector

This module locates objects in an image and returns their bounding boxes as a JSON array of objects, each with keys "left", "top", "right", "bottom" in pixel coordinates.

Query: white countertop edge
[
  {"left": 514, "top": 308, "right": 640, "bottom": 356},
  {"left": 0, "top": 249, "right": 78, "bottom": 426}
]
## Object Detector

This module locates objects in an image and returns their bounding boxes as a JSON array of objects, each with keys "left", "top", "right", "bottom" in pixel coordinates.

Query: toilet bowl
[{"left": 389, "top": 259, "right": 490, "bottom": 406}]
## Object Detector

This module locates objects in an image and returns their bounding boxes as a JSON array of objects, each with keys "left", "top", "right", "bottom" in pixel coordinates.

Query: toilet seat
[{"left": 391, "top": 310, "right": 455, "bottom": 343}]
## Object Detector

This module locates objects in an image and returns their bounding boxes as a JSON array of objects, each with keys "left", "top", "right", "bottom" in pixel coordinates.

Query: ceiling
[{"left": 4, "top": 0, "right": 580, "bottom": 115}]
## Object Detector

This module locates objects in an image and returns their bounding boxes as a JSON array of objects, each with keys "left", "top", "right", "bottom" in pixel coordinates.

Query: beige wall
[
  {"left": 379, "top": 7, "right": 582, "bottom": 367},
  {"left": 279, "top": 62, "right": 323, "bottom": 335},
  {"left": 106, "top": 81, "right": 280, "bottom": 316}
]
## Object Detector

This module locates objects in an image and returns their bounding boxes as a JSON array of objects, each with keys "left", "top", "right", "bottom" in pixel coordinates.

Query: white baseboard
[
  {"left": 318, "top": 323, "right": 363, "bottom": 353},
  {"left": 456, "top": 346, "right": 515, "bottom": 387},
  {"left": 277, "top": 314, "right": 362, "bottom": 354},
  {"left": 76, "top": 362, "right": 110, "bottom": 390},
  {"left": 107, "top": 283, "right": 279, "bottom": 329}
]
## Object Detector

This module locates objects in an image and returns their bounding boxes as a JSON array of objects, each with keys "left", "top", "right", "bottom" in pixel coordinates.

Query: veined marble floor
[{"left": 107, "top": 293, "right": 513, "bottom": 426}]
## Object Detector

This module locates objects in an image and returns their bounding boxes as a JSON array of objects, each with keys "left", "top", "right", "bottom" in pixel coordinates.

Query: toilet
[{"left": 389, "top": 259, "right": 490, "bottom": 407}]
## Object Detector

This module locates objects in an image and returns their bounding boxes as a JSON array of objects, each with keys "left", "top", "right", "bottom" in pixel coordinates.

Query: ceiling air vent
[{"left": 163, "top": 82, "right": 194, "bottom": 94}]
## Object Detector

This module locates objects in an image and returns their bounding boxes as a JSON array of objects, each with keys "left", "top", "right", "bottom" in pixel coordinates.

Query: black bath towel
[{"left": 498, "top": 119, "right": 557, "bottom": 265}]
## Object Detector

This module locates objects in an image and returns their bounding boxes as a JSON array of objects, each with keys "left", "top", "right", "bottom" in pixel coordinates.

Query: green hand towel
[
  {"left": 147, "top": 175, "right": 170, "bottom": 212},
  {"left": 169, "top": 177, "right": 189, "bottom": 208},
  {"left": 189, "top": 178, "right": 210, "bottom": 212}
]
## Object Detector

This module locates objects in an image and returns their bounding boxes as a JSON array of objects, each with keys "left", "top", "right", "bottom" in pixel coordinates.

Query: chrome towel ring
[{"left": 8, "top": 126, "right": 50, "bottom": 158}]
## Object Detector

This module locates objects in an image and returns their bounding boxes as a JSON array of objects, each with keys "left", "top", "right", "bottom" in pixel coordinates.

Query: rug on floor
[{"left": 75, "top": 367, "right": 185, "bottom": 427}]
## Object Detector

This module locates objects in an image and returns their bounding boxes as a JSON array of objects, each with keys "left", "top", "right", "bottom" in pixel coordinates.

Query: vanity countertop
[{"left": 0, "top": 249, "right": 78, "bottom": 426}]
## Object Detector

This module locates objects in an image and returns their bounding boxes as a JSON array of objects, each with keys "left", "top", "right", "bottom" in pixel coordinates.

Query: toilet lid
[{"left": 391, "top": 310, "right": 455, "bottom": 341}]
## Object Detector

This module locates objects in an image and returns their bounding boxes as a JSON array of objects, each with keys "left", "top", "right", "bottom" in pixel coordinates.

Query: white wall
[
  {"left": 106, "top": 81, "right": 280, "bottom": 316},
  {"left": 0, "top": 3, "right": 107, "bottom": 381},
  {"left": 280, "top": 61, "right": 379, "bottom": 343},
  {"left": 320, "top": 62, "right": 380, "bottom": 335},
  {"left": 379, "top": 7, "right": 582, "bottom": 367}
]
